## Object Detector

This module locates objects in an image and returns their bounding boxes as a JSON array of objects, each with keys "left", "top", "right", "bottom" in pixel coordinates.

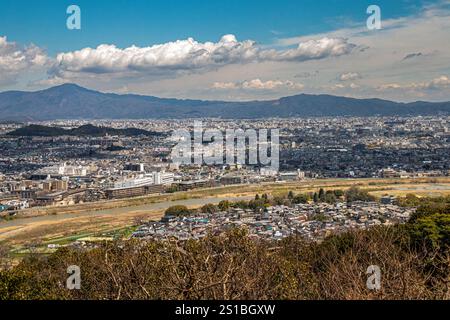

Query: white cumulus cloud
[
  {"left": 212, "top": 78, "right": 304, "bottom": 91},
  {"left": 50, "top": 35, "right": 356, "bottom": 79},
  {"left": 53, "top": 35, "right": 258, "bottom": 75},
  {"left": 260, "top": 37, "right": 356, "bottom": 62},
  {"left": 339, "top": 72, "right": 361, "bottom": 81},
  {"left": 377, "top": 75, "right": 450, "bottom": 91},
  {"left": 0, "top": 36, "right": 49, "bottom": 85}
]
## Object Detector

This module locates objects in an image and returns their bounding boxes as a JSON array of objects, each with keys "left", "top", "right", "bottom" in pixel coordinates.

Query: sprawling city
[
  {"left": 0, "top": 0, "right": 449, "bottom": 310},
  {"left": 0, "top": 117, "right": 448, "bottom": 218}
]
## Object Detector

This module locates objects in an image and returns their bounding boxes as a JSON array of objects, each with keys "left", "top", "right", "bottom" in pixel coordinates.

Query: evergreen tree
[
  {"left": 218, "top": 200, "right": 231, "bottom": 211},
  {"left": 293, "top": 193, "right": 309, "bottom": 204},
  {"left": 325, "top": 192, "right": 337, "bottom": 204},
  {"left": 165, "top": 205, "right": 191, "bottom": 217},
  {"left": 319, "top": 188, "right": 325, "bottom": 202},
  {"left": 201, "top": 203, "right": 218, "bottom": 214}
]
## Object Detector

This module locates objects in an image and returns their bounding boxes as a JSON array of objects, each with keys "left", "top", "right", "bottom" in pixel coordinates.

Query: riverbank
[{"left": 1, "top": 177, "right": 450, "bottom": 247}]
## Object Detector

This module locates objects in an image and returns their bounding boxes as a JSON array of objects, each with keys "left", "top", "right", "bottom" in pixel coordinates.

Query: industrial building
[
  {"left": 105, "top": 171, "right": 174, "bottom": 199},
  {"left": 105, "top": 184, "right": 164, "bottom": 199}
]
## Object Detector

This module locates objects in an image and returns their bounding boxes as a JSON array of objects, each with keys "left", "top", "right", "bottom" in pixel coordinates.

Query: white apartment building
[{"left": 110, "top": 172, "right": 174, "bottom": 190}]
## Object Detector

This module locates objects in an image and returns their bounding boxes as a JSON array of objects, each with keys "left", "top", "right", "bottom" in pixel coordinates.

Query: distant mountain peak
[
  {"left": 42, "top": 83, "right": 95, "bottom": 94},
  {"left": 54, "top": 83, "right": 87, "bottom": 89}
]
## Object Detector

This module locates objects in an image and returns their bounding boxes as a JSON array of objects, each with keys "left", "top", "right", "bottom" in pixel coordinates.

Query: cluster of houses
[{"left": 132, "top": 201, "right": 415, "bottom": 242}]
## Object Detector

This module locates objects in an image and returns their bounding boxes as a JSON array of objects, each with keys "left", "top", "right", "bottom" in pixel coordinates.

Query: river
[{"left": 0, "top": 195, "right": 253, "bottom": 231}]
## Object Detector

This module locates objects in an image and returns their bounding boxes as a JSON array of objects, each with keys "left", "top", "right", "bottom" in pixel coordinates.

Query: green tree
[
  {"left": 397, "top": 194, "right": 421, "bottom": 207},
  {"left": 325, "top": 191, "right": 337, "bottom": 204},
  {"left": 273, "top": 196, "right": 285, "bottom": 206},
  {"left": 333, "top": 189, "right": 344, "bottom": 198},
  {"left": 318, "top": 188, "right": 325, "bottom": 202},
  {"left": 288, "top": 191, "right": 294, "bottom": 200},
  {"left": 218, "top": 200, "right": 231, "bottom": 211},
  {"left": 345, "top": 186, "right": 375, "bottom": 203},
  {"left": 249, "top": 199, "right": 266, "bottom": 213},
  {"left": 201, "top": 203, "right": 218, "bottom": 214},
  {"left": 293, "top": 193, "right": 309, "bottom": 204},
  {"left": 165, "top": 205, "right": 191, "bottom": 217},
  {"left": 409, "top": 202, "right": 450, "bottom": 223},
  {"left": 410, "top": 214, "right": 450, "bottom": 250},
  {"left": 233, "top": 201, "right": 249, "bottom": 209}
]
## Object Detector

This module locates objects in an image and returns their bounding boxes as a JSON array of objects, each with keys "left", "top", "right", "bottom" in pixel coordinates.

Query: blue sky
[
  {"left": 0, "top": 0, "right": 425, "bottom": 54},
  {"left": 0, "top": 0, "right": 449, "bottom": 101}
]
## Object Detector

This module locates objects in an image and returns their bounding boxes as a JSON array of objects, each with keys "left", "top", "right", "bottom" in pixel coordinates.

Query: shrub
[
  {"left": 200, "top": 203, "right": 218, "bottom": 214},
  {"left": 345, "top": 186, "right": 376, "bottom": 203},
  {"left": 164, "top": 205, "right": 191, "bottom": 217}
]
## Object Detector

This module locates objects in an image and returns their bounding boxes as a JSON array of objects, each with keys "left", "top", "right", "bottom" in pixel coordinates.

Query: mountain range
[{"left": 0, "top": 84, "right": 449, "bottom": 120}]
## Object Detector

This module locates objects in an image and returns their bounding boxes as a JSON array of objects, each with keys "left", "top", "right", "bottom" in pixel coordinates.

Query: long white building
[{"left": 109, "top": 172, "right": 174, "bottom": 190}]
